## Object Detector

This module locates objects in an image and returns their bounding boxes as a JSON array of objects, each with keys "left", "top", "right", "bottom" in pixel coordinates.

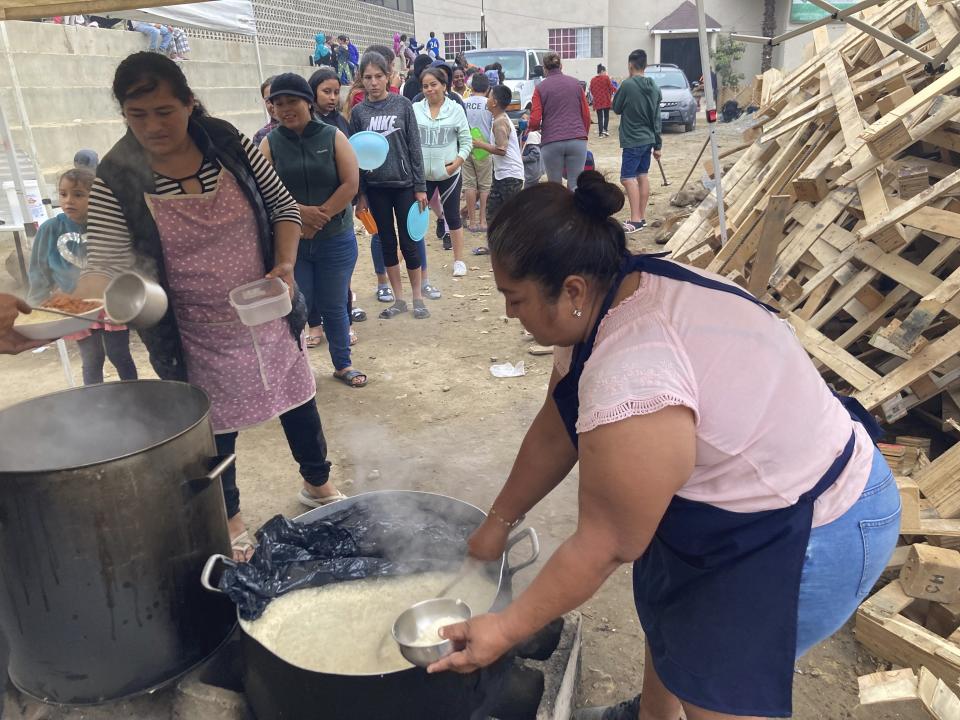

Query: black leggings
[
  {"left": 76, "top": 329, "right": 138, "bottom": 386},
  {"left": 215, "top": 397, "right": 330, "bottom": 518},
  {"left": 596, "top": 108, "right": 609, "bottom": 135},
  {"left": 426, "top": 174, "right": 463, "bottom": 231},
  {"left": 367, "top": 186, "right": 421, "bottom": 270}
]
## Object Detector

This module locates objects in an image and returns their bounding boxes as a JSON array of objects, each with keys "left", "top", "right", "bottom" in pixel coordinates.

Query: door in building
[{"left": 660, "top": 36, "right": 701, "bottom": 85}]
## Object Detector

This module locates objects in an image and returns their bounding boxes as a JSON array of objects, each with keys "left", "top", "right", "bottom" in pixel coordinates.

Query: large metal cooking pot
[
  {"left": 0, "top": 380, "right": 237, "bottom": 705},
  {"left": 202, "top": 490, "right": 540, "bottom": 720}
]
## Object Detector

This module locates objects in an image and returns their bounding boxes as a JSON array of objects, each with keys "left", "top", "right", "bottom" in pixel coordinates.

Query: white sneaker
[{"left": 452, "top": 260, "right": 467, "bottom": 277}]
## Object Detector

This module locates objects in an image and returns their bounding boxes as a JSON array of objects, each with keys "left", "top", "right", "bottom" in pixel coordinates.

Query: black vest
[{"left": 96, "top": 115, "right": 306, "bottom": 381}]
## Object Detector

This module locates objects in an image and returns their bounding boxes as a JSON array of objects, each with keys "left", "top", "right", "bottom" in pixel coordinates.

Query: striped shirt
[{"left": 84, "top": 133, "right": 300, "bottom": 278}]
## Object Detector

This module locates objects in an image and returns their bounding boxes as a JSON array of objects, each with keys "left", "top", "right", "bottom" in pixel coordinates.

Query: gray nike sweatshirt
[{"left": 349, "top": 93, "right": 426, "bottom": 193}]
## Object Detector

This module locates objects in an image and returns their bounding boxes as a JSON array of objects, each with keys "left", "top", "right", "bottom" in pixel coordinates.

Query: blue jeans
[
  {"left": 133, "top": 22, "right": 171, "bottom": 52},
  {"left": 295, "top": 228, "right": 358, "bottom": 371},
  {"left": 371, "top": 234, "right": 427, "bottom": 276},
  {"left": 795, "top": 446, "right": 900, "bottom": 656}
]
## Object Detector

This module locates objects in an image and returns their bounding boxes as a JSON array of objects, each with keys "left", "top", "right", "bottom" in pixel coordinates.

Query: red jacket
[
  {"left": 529, "top": 69, "right": 591, "bottom": 144},
  {"left": 589, "top": 74, "right": 615, "bottom": 110}
]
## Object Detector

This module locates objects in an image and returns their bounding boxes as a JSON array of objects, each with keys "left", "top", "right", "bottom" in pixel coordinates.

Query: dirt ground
[{"left": 0, "top": 116, "right": 922, "bottom": 720}]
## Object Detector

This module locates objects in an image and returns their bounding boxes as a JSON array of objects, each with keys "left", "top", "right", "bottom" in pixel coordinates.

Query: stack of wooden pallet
[{"left": 665, "top": 0, "right": 960, "bottom": 430}]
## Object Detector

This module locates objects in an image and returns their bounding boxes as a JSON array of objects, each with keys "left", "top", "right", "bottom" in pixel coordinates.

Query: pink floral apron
[{"left": 144, "top": 169, "right": 316, "bottom": 433}]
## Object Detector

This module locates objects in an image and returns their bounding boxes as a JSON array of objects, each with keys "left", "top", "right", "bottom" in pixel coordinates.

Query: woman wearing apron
[
  {"left": 74, "top": 53, "right": 346, "bottom": 561},
  {"left": 428, "top": 172, "right": 901, "bottom": 719}
]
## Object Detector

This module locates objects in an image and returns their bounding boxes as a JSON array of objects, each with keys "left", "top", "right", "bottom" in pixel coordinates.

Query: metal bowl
[{"left": 392, "top": 598, "right": 471, "bottom": 669}]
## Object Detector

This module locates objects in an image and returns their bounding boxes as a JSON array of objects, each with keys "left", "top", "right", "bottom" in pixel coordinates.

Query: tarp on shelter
[{"left": 106, "top": 0, "right": 255, "bottom": 36}]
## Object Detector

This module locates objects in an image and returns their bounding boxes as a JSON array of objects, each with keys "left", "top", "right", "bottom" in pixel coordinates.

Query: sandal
[
  {"left": 422, "top": 283, "right": 442, "bottom": 300},
  {"left": 298, "top": 487, "right": 348, "bottom": 508},
  {"left": 334, "top": 368, "right": 367, "bottom": 387},
  {"left": 379, "top": 300, "right": 408, "bottom": 319},
  {"left": 230, "top": 530, "right": 256, "bottom": 563},
  {"left": 377, "top": 286, "right": 395, "bottom": 303},
  {"left": 412, "top": 300, "right": 431, "bottom": 319},
  {"left": 351, "top": 307, "right": 367, "bottom": 322},
  {"left": 472, "top": 246, "right": 490, "bottom": 256},
  {"left": 467, "top": 224, "right": 481, "bottom": 233},
  {"left": 305, "top": 334, "right": 324, "bottom": 348},
  {"left": 349, "top": 329, "right": 359, "bottom": 346}
]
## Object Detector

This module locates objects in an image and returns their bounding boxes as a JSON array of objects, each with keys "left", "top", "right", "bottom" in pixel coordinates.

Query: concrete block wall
[{"left": 0, "top": 21, "right": 318, "bottom": 190}]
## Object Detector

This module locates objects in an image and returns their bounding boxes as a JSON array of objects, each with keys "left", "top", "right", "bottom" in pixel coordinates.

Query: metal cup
[{"left": 104, "top": 272, "right": 168, "bottom": 328}]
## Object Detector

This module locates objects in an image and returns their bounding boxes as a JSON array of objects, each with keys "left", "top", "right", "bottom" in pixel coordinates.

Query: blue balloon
[
  {"left": 407, "top": 202, "right": 430, "bottom": 242},
  {"left": 350, "top": 131, "right": 390, "bottom": 170}
]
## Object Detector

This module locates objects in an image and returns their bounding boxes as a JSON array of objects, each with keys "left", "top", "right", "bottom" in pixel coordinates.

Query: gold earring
[{"left": 573, "top": 308, "right": 583, "bottom": 318}]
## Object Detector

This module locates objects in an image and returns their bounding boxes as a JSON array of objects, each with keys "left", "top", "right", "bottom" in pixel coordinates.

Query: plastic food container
[{"left": 229, "top": 278, "right": 292, "bottom": 327}]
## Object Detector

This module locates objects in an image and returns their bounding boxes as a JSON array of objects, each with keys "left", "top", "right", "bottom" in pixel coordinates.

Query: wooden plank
[
  {"left": 786, "top": 313, "right": 882, "bottom": 390},
  {"left": 854, "top": 325, "right": 960, "bottom": 410},
  {"left": 858, "top": 170, "right": 960, "bottom": 244},
  {"left": 747, "top": 196, "right": 791, "bottom": 297},
  {"left": 915, "top": 441, "right": 960, "bottom": 520},
  {"left": 858, "top": 668, "right": 924, "bottom": 712},
  {"left": 900, "top": 543, "right": 960, "bottom": 602},
  {"left": 899, "top": 477, "right": 922, "bottom": 533},
  {"left": 861, "top": 66, "right": 960, "bottom": 157},
  {"left": 856, "top": 580, "right": 960, "bottom": 688},
  {"left": 919, "top": 666, "right": 960, "bottom": 720},
  {"left": 770, "top": 187, "right": 856, "bottom": 286},
  {"left": 902, "top": 206, "right": 960, "bottom": 237},
  {"left": 887, "top": 265, "right": 960, "bottom": 351}
]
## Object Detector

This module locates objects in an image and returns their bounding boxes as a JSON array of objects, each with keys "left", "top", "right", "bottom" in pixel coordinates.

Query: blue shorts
[
  {"left": 795, "top": 445, "right": 900, "bottom": 656},
  {"left": 621, "top": 144, "right": 654, "bottom": 179}
]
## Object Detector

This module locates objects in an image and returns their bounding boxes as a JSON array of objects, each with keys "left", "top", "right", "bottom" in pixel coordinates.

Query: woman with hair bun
[{"left": 428, "top": 172, "right": 899, "bottom": 720}]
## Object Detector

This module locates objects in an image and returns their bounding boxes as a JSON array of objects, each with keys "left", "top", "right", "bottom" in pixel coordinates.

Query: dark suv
[{"left": 646, "top": 64, "right": 698, "bottom": 132}]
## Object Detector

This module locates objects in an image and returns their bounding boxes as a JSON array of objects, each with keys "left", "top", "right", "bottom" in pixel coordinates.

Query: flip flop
[
  {"left": 528, "top": 345, "right": 554, "bottom": 356},
  {"left": 349, "top": 329, "right": 359, "bottom": 346},
  {"left": 351, "top": 307, "right": 367, "bottom": 322},
  {"left": 230, "top": 530, "right": 256, "bottom": 563},
  {"left": 305, "top": 334, "right": 324, "bottom": 348},
  {"left": 334, "top": 368, "right": 367, "bottom": 387},
  {"left": 472, "top": 246, "right": 490, "bottom": 255},
  {"left": 298, "top": 487, "right": 348, "bottom": 508}
]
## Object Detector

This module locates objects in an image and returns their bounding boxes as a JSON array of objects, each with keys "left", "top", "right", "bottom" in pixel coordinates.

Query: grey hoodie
[{"left": 349, "top": 93, "right": 426, "bottom": 193}]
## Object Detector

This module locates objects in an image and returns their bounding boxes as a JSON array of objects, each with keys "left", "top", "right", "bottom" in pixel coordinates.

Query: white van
[{"left": 462, "top": 48, "right": 552, "bottom": 120}]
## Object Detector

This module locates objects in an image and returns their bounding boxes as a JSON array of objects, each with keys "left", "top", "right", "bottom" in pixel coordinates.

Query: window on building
[
  {"left": 444, "top": 31, "right": 482, "bottom": 59},
  {"left": 548, "top": 27, "right": 603, "bottom": 59}
]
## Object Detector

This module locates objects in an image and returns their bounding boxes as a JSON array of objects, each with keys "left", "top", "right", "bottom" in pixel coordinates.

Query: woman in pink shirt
[{"left": 428, "top": 172, "right": 900, "bottom": 720}]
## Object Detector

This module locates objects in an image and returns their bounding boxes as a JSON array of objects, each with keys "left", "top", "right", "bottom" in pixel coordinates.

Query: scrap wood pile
[
  {"left": 666, "top": 0, "right": 960, "bottom": 431},
  {"left": 661, "top": 0, "right": 960, "bottom": 697}
]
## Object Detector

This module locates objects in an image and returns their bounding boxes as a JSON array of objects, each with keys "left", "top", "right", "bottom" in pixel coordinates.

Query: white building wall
[{"left": 417, "top": 0, "right": 771, "bottom": 85}]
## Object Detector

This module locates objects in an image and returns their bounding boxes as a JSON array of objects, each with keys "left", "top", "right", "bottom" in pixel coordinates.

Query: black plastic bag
[{"left": 219, "top": 503, "right": 472, "bottom": 620}]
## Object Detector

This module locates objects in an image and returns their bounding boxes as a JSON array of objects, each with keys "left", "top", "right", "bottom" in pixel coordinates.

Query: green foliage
[{"left": 712, "top": 35, "right": 746, "bottom": 89}]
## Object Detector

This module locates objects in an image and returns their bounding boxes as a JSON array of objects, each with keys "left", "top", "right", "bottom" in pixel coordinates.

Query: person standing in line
[
  {"left": 28, "top": 168, "right": 139, "bottom": 386},
  {"left": 451, "top": 67, "right": 469, "bottom": 99},
  {"left": 461, "top": 72, "right": 494, "bottom": 235},
  {"left": 426, "top": 31, "right": 441, "bottom": 59},
  {"left": 528, "top": 52, "right": 591, "bottom": 191},
  {"left": 612, "top": 49, "right": 662, "bottom": 234},
  {"left": 589, "top": 64, "right": 615, "bottom": 138},
  {"left": 414, "top": 67, "right": 473, "bottom": 278},
  {"left": 76, "top": 52, "right": 345, "bottom": 559},
  {"left": 253, "top": 76, "right": 278, "bottom": 147},
  {"left": 350, "top": 52, "right": 430, "bottom": 320},
  {"left": 404, "top": 54, "right": 433, "bottom": 101},
  {"left": 471, "top": 84, "right": 525, "bottom": 251},
  {"left": 260, "top": 74, "right": 367, "bottom": 388}
]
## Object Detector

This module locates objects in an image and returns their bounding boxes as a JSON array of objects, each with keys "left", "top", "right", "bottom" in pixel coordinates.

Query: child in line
[
  {"left": 27, "top": 168, "right": 138, "bottom": 385},
  {"left": 471, "top": 85, "right": 525, "bottom": 254},
  {"left": 522, "top": 130, "right": 544, "bottom": 189}
]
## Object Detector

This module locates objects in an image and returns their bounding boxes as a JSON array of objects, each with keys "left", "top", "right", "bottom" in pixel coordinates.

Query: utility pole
[{"left": 480, "top": 0, "right": 487, "bottom": 48}]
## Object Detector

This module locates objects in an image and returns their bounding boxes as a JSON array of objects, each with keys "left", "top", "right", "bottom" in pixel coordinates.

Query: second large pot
[
  {"left": 206, "top": 490, "right": 539, "bottom": 720},
  {"left": 0, "top": 380, "right": 237, "bottom": 704}
]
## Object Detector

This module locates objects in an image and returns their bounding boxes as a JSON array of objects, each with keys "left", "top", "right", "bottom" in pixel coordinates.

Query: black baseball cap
[{"left": 267, "top": 73, "right": 315, "bottom": 103}]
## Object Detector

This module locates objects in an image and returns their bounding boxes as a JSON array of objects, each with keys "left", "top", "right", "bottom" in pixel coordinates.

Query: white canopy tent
[{"left": 105, "top": 0, "right": 256, "bottom": 37}]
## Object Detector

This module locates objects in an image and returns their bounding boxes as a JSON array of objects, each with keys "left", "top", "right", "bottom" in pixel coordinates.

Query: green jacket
[
  {"left": 612, "top": 75, "right": 662, "bottom": 151},
  {"left": 268, "top": 120, "right": 352, "bottom": 241}
]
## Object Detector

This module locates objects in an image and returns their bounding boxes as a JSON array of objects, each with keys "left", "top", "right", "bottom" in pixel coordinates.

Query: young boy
[
  {"left": 473, "top": 84, "right": 525, "bottom": 250},
  {"left": 462, "top": 72, "right": 494, "bottom": 233}
]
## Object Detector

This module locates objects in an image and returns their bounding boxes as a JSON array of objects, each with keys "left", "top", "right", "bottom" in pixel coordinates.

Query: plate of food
[{"left": 14, "top": 296, "right": 103, "bottom": 340}]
